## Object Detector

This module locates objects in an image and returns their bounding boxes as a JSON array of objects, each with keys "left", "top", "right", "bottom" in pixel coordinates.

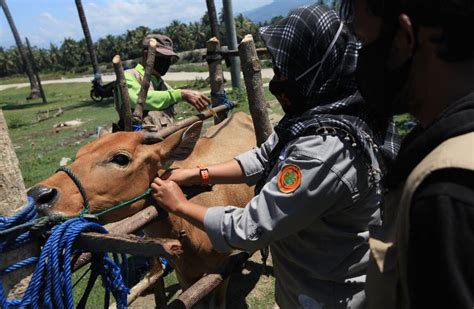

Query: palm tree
[
  {"left": 75, "top": 0, "right": 102, "bottom": 83},
  {"left": 206, "top": 0, "right": 219, "bottom": 39},
  {"left": 0, "top": 0, "right": 40, "bottom": 99}
]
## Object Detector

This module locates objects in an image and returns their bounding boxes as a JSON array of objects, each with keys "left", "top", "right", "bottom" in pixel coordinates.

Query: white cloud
[
  {"left": 4, "top": 0, "right": 274, "bottom": 48},
  {"left": 82, "top": 0, "right": 273, "bottom": 41},
  {"left": 32, "top": 12, "right": 82, "bottom": 46}
]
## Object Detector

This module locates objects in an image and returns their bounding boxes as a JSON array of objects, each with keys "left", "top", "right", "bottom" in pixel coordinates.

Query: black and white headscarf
[{"left": 256, "top": 4, "right": 400, "bottom": 193}]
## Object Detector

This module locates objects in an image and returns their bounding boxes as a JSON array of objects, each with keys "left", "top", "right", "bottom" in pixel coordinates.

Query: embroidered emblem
[{"left": 277, "top": 164, "right": 302, "bottom": 193}]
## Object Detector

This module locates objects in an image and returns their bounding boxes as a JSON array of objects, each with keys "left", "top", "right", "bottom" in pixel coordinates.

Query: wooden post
[
  {"left": 206, "top": 37, "right": 227, "bottom": 124},
  {"left": 0, "top": 109, "right": 40, "bottom": 298},
  {"left": 133, "top": 39, "right": 157, "bottom": 122},
  {"left": 25, "top": 37, "right": 47, "bottom": 104},
  {"left": 113, "top": 55, "right": 133, "bottom": 131},
  {"left": 238, "top": 34, "right": 273, "bottom": 146}
]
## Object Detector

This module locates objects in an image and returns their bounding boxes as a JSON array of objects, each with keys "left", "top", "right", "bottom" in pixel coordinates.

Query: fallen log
[{"left": 75, "top": 232, "right": 182, "bottom": 258}]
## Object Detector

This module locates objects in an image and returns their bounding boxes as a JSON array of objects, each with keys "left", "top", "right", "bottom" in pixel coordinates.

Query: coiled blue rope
[{"left": 0, "top": 199, "right": 130, "bottom": 308}]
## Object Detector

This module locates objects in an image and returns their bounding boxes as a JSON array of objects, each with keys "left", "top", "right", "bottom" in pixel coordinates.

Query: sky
[{"left": 0, "top": 0, "right": 273, "bottom": 49}]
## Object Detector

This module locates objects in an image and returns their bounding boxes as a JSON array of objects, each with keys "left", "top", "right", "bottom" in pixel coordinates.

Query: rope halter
[{"left": 56, "top": 166, "right": 152, "bottom": 218}]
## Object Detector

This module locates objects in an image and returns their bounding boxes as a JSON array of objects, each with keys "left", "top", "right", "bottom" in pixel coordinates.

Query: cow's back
[{"left": 174, "top": 111, "right": 256, "bottom": 207}]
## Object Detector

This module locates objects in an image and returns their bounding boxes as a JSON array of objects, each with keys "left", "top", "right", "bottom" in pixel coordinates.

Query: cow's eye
[{"left": 111, "top": 154, "right": 130, "bottom": 166}]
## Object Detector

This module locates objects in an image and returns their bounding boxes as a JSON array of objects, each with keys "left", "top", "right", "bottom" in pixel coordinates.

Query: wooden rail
[
  {"left": 167, "top": 252, "right": 251, "bottom": 309},
  {"left": 75, "top": 232, "right": 182, "bottom": 258}
]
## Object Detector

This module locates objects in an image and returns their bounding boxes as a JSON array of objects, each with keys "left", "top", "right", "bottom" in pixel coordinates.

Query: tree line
[{"left": 0, "top": 12, "right": 282, "bottom": 78}]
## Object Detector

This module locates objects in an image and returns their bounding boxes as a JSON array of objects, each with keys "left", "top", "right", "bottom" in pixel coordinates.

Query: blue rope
[
  {"left": 211, "top": 91, "right": 236, "bottom": 110},
  {"left": 133, "top": 124, "right": 143, "bottom": 132},
  {"left": 0, "top": 200, "right": 130, "bottom": 308}
]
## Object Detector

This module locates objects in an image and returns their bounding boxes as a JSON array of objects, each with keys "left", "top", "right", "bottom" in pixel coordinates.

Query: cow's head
[{"left": 27, "top": 122, "right": 202, "bottom": 222}]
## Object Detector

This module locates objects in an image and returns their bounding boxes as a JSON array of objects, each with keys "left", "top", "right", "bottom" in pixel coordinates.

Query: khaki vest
[
  {"left": 367, "top": 132, "right": 474, "bottom": 309},
  {"left": 127, "top": 68, "right": 175, "bottom": 129}
]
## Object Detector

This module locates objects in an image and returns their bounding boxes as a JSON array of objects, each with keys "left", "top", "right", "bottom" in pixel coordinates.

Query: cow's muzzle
[{"left": 28, "top": 185, "right": 59, "bottom": 214}]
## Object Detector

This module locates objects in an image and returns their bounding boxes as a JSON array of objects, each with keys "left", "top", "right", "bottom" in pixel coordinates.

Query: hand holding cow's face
[{"left": 151, "top": 178, "right": 188, "bottom": 214}]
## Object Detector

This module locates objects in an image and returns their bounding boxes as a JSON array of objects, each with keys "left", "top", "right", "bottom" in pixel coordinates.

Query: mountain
[{"left": 242, "top": 0, "right": 318, "bottom": 23}]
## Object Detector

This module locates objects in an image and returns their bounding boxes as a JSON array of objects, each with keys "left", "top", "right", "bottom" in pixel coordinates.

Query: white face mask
[{"left": 295, "top": 21, "right": 344, "bottom": 96}]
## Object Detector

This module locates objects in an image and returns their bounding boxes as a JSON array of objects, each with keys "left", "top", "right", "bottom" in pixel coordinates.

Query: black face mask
[
  {"left": 356, "top": 35, "right": 412, "bottom": 117},
  {"left": 154, "top": 57, "right": 171, "bottom": 76},
  {"left": 269, "top": 78, "right": 306, "bottom": 115}
]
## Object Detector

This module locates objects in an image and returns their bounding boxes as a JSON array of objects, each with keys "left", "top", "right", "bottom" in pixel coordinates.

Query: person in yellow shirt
[{"left": 118, "top": 34, "right": 210, "bottom": 129}]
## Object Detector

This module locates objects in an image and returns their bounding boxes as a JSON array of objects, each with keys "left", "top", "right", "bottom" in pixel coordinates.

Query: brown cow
[{"left": 27, "top": 112, "right": 256, "bottom": 307}]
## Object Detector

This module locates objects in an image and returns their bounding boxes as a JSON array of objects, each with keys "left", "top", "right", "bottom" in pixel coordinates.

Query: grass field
[{"left": 0, "top": 81, "right": 277, "bottom": 308}]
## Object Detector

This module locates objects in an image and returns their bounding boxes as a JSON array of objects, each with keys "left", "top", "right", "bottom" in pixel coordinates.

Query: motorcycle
[{"left": 90, "top": 76, "right": 115, "bottom": 102}]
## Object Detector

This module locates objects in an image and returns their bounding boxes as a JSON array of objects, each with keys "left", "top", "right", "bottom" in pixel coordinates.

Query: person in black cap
[{"left": 118, "top": 34, "right": 210, "bottom": 129}]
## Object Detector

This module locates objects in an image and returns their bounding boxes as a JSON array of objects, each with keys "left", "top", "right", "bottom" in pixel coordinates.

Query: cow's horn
[{"left": 143, "top": 132, "right": 165, "bottom": 144}]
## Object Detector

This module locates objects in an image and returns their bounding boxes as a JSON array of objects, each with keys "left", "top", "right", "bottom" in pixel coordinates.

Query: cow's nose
[{"left": 27, "top": 186, "right": 59, "bottom": 211}]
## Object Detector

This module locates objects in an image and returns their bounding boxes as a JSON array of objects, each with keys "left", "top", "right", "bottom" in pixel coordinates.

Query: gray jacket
[{"left": 204, "top": 132, "right": 381, "bottom": 308}]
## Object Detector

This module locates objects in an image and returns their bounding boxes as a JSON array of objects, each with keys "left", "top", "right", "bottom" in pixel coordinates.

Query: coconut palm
[
  {"left": 0, "top": 0, "right": 40, "bottom": 99},
  {"left": 75, "top": 0, "right": 102, "bottom": 82},
  {"left": 206, "top": 0, "right": 219, "bottom": 39}
]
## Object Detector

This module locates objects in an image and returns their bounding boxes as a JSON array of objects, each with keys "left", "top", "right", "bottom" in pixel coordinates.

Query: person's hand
[
  {"left": 181, "top": 89, "right": 210, "bottom": 111},
  {"left": 160, "top": 168, "right": 201, "bottom": 186},
  {"left": 151, "top": 178, "right": 188, "bottom": 214}
]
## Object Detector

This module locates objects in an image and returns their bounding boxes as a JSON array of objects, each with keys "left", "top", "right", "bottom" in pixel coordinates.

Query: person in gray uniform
[{"left": 151, "top": 4, "right": 399, "bottom": 308}]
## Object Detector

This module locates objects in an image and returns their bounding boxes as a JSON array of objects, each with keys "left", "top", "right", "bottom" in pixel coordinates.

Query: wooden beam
[
  {"left": 239, "top": 34, "right": 273, "bottom": 146},
  {"left": 75, "top": 233, "right": 182, "bottom": 258},
  {"left": 143, "top": 103, "right": 237, "bottom": 143},
  {"left": 109, "top": 268, "right": 164, "bottom": 308},
  {"left": 113, "top": 55, "right": 133, "bottom": 131},
  {"left": 167, "top": 252, "right": 250, "bottom": 309},
  {"left": 73, "top": 205, "right": 160, "bottom": 271},
  {"left": 133, "top": 38, "right": 157, "bottom": 121},
  {"left": 206, "top": 37, "right": 227, "bottom": 124}
]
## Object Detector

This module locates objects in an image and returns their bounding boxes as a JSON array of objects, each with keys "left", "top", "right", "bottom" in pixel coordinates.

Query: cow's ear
[
  {"left": 97, "top": 127, "right": 110, "bottom": 139},
  {"left": 158, "top": 121, "right": 202, "bottom": 162}
]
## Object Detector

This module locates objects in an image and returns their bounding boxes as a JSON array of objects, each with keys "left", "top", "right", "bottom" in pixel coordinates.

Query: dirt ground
[{"left": 130, "top": 251, "right": 275, "bottom": 308}]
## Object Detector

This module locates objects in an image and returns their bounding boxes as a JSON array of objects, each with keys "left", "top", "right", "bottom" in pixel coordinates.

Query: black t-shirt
[{"left": 408, "top": 168, "right": 474, "bottom": 308}]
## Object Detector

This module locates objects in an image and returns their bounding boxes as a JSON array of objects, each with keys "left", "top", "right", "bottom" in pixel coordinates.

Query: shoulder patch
[{"left": 277, "top": 164, "right": 302, "bottom": 194}]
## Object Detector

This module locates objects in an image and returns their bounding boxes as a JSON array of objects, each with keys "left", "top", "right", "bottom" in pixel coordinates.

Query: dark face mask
[
  {"left": 356, "top": 35, "right": 412, "bottom": 117},
  {"left": 154, "top": 57, "right": 171, "bottom": 76},
  {"left": 269, "top": 78, "right": 306, "bottom": 115}
]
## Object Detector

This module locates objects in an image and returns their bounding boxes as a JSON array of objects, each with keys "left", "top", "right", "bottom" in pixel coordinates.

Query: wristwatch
[{"left": 198, "top": 167, "right": 210, "bottom": 186}]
